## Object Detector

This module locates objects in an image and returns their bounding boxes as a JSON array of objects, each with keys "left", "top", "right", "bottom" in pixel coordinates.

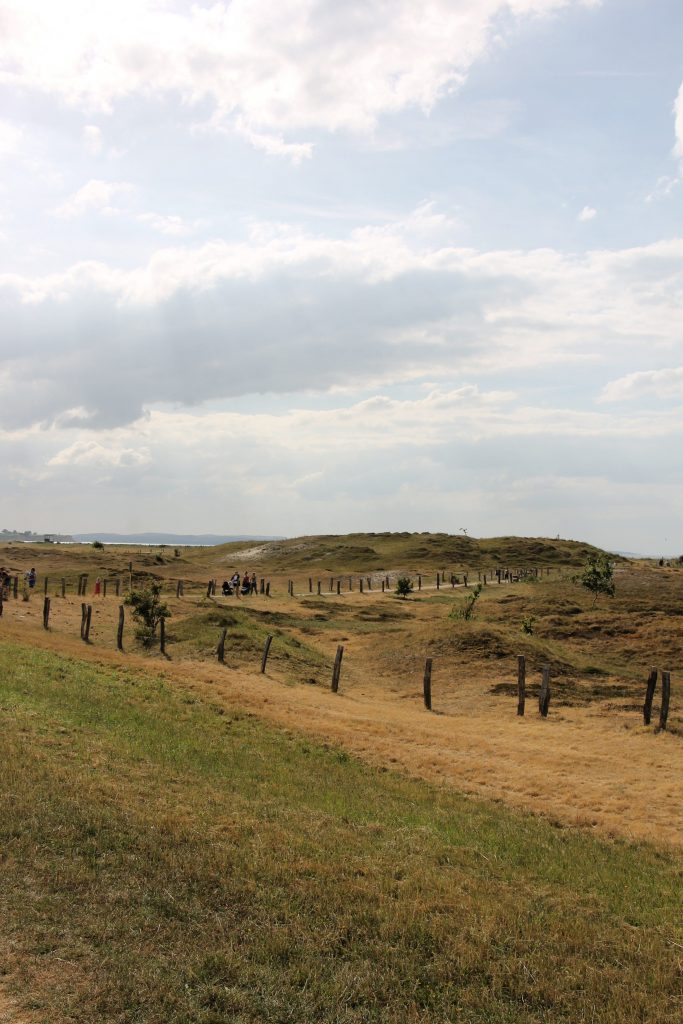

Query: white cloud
[
  {"left": 53, "top": 178, "right": 134, "bottom": 218},
  {"left": 675, "top": 81, "right": 683, "bottom": 161},
  {"left": 1, "top": 212, "right": 681, "bottom": 431},
  {"left": 137, "top": 212, "right": 199, "bottom": 237},
  {"left": 82, "top": 124, "right": 103, "bottom": 155},
  {"left": 600, "top": 366, "right": 683, "bottom": 403},
  {"left": 578, "top": 205, "right": 597, "bottom": 221},
  {"left": 48, "top": 438, "right": 151, "bottom": 468},
  {"left": 645, "top": 175, "right": 680, "bottom": 203},
  {"left": 0, "top": 0, "right": 597, "bottom": 153}
]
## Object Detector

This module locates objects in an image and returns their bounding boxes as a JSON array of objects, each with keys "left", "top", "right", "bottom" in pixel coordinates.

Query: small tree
[
  {"left": 577, "top": 554, "right": 615, "bottom": 606},
  {"left": 92, "top": 540, "right": 104, "bottom": 549},
  {"left": 125, "top": 582, "right": 171, "bottom": 646},
  {"left": 451, "top": 583, "right": 482, "bottom": 620},
  {"left": 395, "top": 576, "right": 414, "bottom": 599}
]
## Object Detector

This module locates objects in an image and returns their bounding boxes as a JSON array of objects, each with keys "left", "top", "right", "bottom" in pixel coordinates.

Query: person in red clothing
[{"left": 94, "top": 577, "right": 101, "bottom": 596}]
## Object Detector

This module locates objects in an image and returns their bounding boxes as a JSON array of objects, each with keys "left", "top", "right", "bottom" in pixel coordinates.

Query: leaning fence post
[
  {"left": 331, "top": 645, "right": 344, "bottom": 692},
  {"left": 517, "top": 655, "right": 526, "bottom": 716},
  {"left": 657, "top": 671, "right": 671, "bottom": 732},
  {"left": 423, "top": 658, "right": 433, "bottom": 711},
  {"left": 539, "top": 664, "right": 551, "bottom": 717},
  {"left": 117, "top": 605, "right": 125, "bottom": 651},
  {"left": 643, "top": 667, "right": 658, "bottom": 725},
  {"left": 217, "top": 627, "right": 227, "bottom": 663},
  {"left": 261, "top": 634, "right": 273, "bottom": 673}
]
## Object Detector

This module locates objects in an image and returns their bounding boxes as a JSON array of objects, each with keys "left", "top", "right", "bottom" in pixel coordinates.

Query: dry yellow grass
[{"left": 2, "top": 569, "right": 681, "bottom": 849}]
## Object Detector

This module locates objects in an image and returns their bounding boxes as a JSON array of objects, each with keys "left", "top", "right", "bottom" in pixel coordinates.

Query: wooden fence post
[
  {"left": 206, "top": 580, "right": 213, "bottom": 598},
  {"left": 359, "top": 578, "right": 364, "bottom": 593},
  {"left": 260, "top": 578, "right": 265, "bottom": 594},
  {"left": 418, "top": 574, "right": 421, "bottom": 591},
  {"left": 317, "top": 580, "right": 321, "bottom": 595},
  {"left": 217, "top": 627, "right": 227, "bottom": 663},
  {"left": 115, "top": 579, "right": 121, "bottom": 597},
  {"left": 0, "top": 589, "right": 3, "bottom": 617},
  {"left": 176, "top": 580, "right": 182, "bottom": 598},
  {"left": 159, "top": 617, "right": 166, "bottom": 655},
  {"left": 336, "top": 580, "right": 341, "bottom": 595},
  {"left": 117, "top": 605, "right": 125, "bottom": 651},
  {"left": 261, "top": 634, "right": 273, "bottom": 673},
  {"left": 643, "top": 667, "right": 658, "bottom": 725},
  {"left": 539, "top": 664, "right": 551, "bottom": 717},
  {"left": 43, "top": 596, "right": 50, "bottom": 630},
  {"left": 61, "top": 578, "right": 66, "bottom": 598},
  {"left": 331, "top": 645, "right": 344, "bottom": 692},
  {"left": 266, "top": 582, "right": 270, "bottom": 597},
  {"left": 80, "top": 602, "right": 87, "bottom": 639},
  {"left": 657, "top": 671, "right": 671, "bottom": 732},
  {"left": 423, "top": 658, "right": 433, "bottom": 710},
  {"left": 436, "top": 574, "right": 440, "bottom": 590},
  {"left": 83, "top": 605, "right": 92, "bottom": 643},
  {"left": 381, "top": 581, "right": 385, "bottom": 592},
  {"left": 517, "top": 655, "right": 526, "bottom": 716},
  {"left": 309, "top": 577, "right": 313, "bottom": 593},
  {"left": 13, "top": 576, "right": 18, "bottom": 599}
]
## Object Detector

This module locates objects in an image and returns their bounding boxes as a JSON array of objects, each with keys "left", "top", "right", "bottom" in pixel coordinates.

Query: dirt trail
[{"left": 2, "top": 606, "right": 681, "bottom": 850}]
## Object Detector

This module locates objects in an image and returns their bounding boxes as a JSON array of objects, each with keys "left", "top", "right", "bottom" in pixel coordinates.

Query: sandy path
[{"left": 1, "top": 601, "right": 681, "bottom": 850}]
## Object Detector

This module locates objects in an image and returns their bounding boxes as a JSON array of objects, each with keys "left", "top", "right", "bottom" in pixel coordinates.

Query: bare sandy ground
[{"left": 1, "top": 593, "right": 682, "bottom": 849}]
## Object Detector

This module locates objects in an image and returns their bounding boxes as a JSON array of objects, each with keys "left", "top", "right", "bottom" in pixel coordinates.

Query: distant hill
[
  {"left": 209, "top": 532, "right": 615, "bottom": 571},
  {"left": 73, "top": 533, "right": 283, "bottom": 546}
]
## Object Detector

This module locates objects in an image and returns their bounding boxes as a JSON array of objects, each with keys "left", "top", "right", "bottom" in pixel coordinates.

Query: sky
[{"left": 1, "top": 0, "right": 682, "bottom": 552}]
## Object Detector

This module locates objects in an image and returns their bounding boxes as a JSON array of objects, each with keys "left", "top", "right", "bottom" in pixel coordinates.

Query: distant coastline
[{"left": 72, "top": 533, "right": 283, "bottom": 546}]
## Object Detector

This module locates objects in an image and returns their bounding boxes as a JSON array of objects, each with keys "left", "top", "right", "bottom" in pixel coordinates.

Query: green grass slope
[{"left": 1, "top": 641, "right": 681, "bottom": 1023}]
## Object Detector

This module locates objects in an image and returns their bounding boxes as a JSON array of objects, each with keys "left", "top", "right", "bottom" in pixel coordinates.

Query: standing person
[
  {"left": 250, "top": 572, "right": 258, "bottom": 594},
  {"left": 28, "top": 567, "right": 36, "bottom": 589},
  {"left": 94, "top": 577, "right": 101, "bottom": 596},
  {"left": 230, "top": 571, "right": 240, "bottom": 597}
]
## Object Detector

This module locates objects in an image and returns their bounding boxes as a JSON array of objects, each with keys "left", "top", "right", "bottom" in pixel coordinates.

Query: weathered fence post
[
  {"left": 359, "top": 578, "right": 364, "bottom": 593},
  {"left": 331, "top": 645, "right": 344, "bottom": 693},
  {"left": 260, "top": 578, "right": 265, "bottom": 594},
  {"left": 61, "top": 578, "right": 66, "bottom": 598},
  {"left": 117, "top": 605, "right": 125, "bottom": 651},
  {"left": 436, "top": 574, "right": 440, "bottom": 590},
  {"left": 336, "top": 580, "right": 341, "bottom": 595},
  {"left": 423, "top": 658, "right": 433, "bottom": 711},
  {"left": 643, "top": 667, "right": 658, "bottom": 726},
  {"left": 381, "top": 580, "right": 385, "bottom": 593},
  {"left": 266, "top": 582, "right": 270, "bottom": 597},
  {"left": 80, "top": 602, "right": 87, "bottom": 639},
  {"left": 217, "top": 627, "right": 227, "bottom": 663},
  {"left": 83, "top": 605, "right": 92, "bottom": 643},
  {"left": 517, "top": 655, "right": 526, "bottom": 716},
  {"left": 657, "top": 671, "right": 671, "bottom": 732},
  {"left": 176, "top": 580, "right": 182, "bottom": 598},
  {"left": 418, "top": 574, "right": 422, "bottom": 591},
  {"left": 206, "top": 580, "right": 213, "bottom": 598},
  {"left": 115, "top": 579, "right": 121, "bottom": 597},
  {"left": 261, "top": 634, "right": 273, "bottom": 673},
  {"left": 159, "top": 617, "right": 166, "bottom": 655},
  {"left": 309, "top": 577, "right": 313, "bottom": 593},
  {"left": 43, "top": 596, "right": 50, "bottom": 630},
  {"left": 317, "top": 580, "right": 321, "bottom": 595},
  {"left": 0, "top": 589, "right": 3, "bottom": 617},
  {"left": 539, "top": 664, "right": 551, "bottom": 717}
]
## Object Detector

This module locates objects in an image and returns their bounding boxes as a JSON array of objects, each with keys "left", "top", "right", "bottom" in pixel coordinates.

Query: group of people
[
  {"left": 222, "top": 571, "right": 258, "bottom": 597},
  {"left": 1, "top": 566, "right": 35, "bottom": 592}
]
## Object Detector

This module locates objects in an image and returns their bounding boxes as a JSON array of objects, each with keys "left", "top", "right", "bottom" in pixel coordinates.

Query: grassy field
[{"left": 1, "top": 640, "right": 682, "bottom": 1024}]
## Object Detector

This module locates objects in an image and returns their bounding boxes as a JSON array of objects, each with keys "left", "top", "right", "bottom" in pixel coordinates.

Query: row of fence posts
[
  {"left": 288, "top": 566, "right": 554, "bottom": 597},
  {"left": 9, "top": 592, "right": 677, "bottom": 729}
]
